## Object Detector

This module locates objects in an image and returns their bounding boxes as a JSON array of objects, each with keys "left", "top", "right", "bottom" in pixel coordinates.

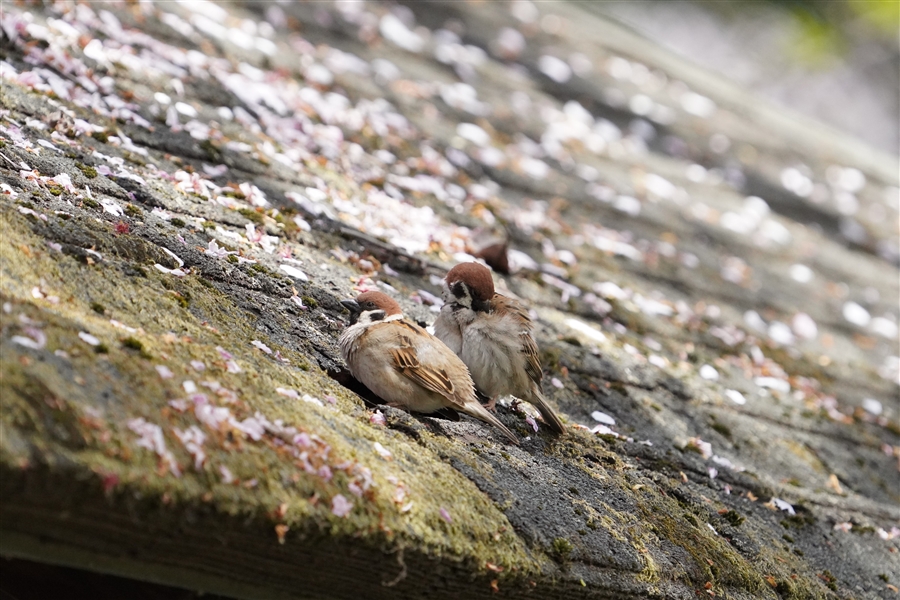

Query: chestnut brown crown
[
  {"left": 355, "top": 291, "right": 402, "bottom": 315},
  {"left": 446, "top": 262, "right": 495, "bottom": 303}
]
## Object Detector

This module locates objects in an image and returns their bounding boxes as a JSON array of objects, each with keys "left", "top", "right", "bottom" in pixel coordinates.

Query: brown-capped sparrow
[
  {"left": 339, "top": 291, "right": 519, "bottom": 445},
  {"left": 433, "top": 262, "right": 566, "bottom": 434}
]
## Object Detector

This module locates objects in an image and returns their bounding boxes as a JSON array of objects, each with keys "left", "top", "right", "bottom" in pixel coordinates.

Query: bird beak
[{"left": 341, "top": 299, "right": 361, "bottom": 314}]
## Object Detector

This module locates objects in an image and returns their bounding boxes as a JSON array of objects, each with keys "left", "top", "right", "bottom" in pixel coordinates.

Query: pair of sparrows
[{"left": 339, "top": 262, "right": 566, "bottom": 444}]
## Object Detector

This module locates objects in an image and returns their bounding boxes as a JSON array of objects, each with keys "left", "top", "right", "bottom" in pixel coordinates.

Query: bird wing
[
  {"left": 388, "top": 321, "right": 469, "bottom": 411},
  {"left": 493, "top": 294, "right": 543, "bottom": 385},
  {"left": 520, "top": 331, "right": 543, "bottom": 385}
]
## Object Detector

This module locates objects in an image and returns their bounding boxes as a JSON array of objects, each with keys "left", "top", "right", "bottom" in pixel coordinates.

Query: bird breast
[
  {"left": 340, "top": 320, "right": 455, "bottom": 414},
  {"left": 458, "top": 311, "right": 530, "bottom": 397}
]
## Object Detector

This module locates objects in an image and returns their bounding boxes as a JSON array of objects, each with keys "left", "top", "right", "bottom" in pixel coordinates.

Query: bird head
[
  {"left": 444, "top": 262, "right": 494, "bottom": 312},
  {"left": 341, "top": 291, "right": 402, "bottom": 325}
]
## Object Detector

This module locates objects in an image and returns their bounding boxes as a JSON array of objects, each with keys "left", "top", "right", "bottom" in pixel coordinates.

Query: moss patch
[{"left": 0, "top": 206, "right": 542, "bottom": 582}]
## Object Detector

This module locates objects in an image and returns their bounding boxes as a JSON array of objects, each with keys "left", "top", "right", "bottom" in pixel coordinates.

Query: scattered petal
[
  {"left": 331, "top": 494, "right": 353, "bottom": 517},
  {"left": 78, "top": 331, "right": 100, "bottom": 346},
  {"left": 687, "top": 437, "right": 712, "bottom": 460},
  {"left": 279, "top": 264, "right": 308, "bottom": 280},
  {"left": 251, "top": 340, "right": 272, "bottom": 354},
  {"left": 699, "top": 365, "right": 719, "bottom": 380},
  {"left": 591, "top": 411, "right": 616, "bottom": 425},
  {"left": 724, "top": 389, "right": 746, "bottom": 405},
  {"left": 769, "top": 497, "right": 796, "bottom": 515},
  {"left": 373, "top": 442, "right": 392, "bottom": 460}
]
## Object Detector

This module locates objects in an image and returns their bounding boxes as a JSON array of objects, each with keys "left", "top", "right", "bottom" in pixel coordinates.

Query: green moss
[
  {"left": 125, "top": 204, "right": 142, "bottom": 217},
  {"left": 121, "top": 337, "right": 144, "bottom": 351},
  {"left": 122, "top": 336, "right": 152, "bottom": 359},
  {"left": 782, "top": 534, "right": 794, "bottom": 543},
  {"left": 596, "top": 433, "right": 619, "bottom": 444},
  {"left": 227, "top": 254, "right": 239, "bottom": 264},
  {"left": 780, "top": 512, "right": 815, "bottom": 529},
  {"left": 0, "top": 206, "right": 544, "bottom": 581},
  {"left": 90, "top": 302, "right": 106, "bottom": 315},
  {"left": 94, "top": 343, "right": 109, "bottom": 354},
  {"left": 550, "top": 537, "right": 572, "bottom": 561},
  {"left": 82, "top": 198, "right": 100, "bottom": 209},
  {"left": 76, "top": 164, "right": 98, "bottom": 179},
  {"left": 91, "top": 131, "right": 109, "bottom": 143},
  {"left": 301, "top": 296, "right": 318, "bottom": 309},
  {"left": 774, "top": 579, "right": 795, "bottom": 597},
  {"left": 170, "top": 218, "right": 185, "bottom": 227},
  {"left": 200, "top": 139, "right": 222, "bottom": 162},
  {"left": 202, "top": 221, "right": 216, "bottom": 229},
  {"left": 879, "top": 574, "right": 890, "bottom": 582},
  {"left": 540, "top": 346, "right": 561, "bottom": 371},
  {"left": 820, "top": 570, "right": 837, "bottom": 591},
  {"left": 47, "top": 185, "right": 64, "bottom": 196},
  {"left": 638, "top": 494, "right": 765, "bottom": 593},
  {"left": 169, "top": 291, "right": 190, "bottom": 309},
  {"left": 721, "top": 510, "right": 745, "bottom": 527},
  {"left": 123, "top": 151, "right": 146, "bottom": 166},
  {"left": 238, "top": 208, "right": 265, "bottom": 224},
  {"left": 710, "top": 421, "right": 731, "bottom": 439}
]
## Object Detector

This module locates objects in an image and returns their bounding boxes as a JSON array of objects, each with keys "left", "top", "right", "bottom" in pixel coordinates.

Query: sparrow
[
  {"left": 433, "top": 262, "right": 566, "bottom": 434},
  {"left": 339, "top": 291, "right": 519, "bottom": 445}
]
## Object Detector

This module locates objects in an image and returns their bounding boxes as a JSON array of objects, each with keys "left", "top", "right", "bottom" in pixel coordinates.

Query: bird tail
[
  {"left": 529, "top": 386, "right": 566, "bottom": 434},
  {"left": 464, "top": 402, "right": 519, "bottom": 445}
]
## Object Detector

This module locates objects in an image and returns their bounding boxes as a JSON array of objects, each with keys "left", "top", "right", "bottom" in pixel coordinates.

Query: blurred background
[{"left": 591, "top": 0, "right": 899, "bottom": 154}]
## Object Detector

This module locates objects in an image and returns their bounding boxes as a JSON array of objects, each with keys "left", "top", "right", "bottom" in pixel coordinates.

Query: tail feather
[
  {"left": 462, "top": 401, "right": 520, "bottom": 445},
  {"left": 529, "top": 386, "right": 566, "bottom": 435}
]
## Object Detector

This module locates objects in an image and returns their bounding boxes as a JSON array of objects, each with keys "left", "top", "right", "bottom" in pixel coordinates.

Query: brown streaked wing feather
[
  {"left": 493, "top": 294, "right": 543, "bottom": 384},
  {"left": 389, "top": 326, "right": 467, "bottom": 410},
  {"left": 521, "top": 332, "right": 543, "bottom": 384}
]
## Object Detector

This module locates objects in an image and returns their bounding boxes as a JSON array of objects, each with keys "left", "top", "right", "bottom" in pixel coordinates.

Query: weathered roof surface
[{"left": 0, "top": 1, "right": 897, "bottom": 599}]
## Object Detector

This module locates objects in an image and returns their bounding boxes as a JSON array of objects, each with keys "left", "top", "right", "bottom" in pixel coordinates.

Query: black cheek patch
[
  {"left": 369, "top": 311, "right": 386, "bottom": 321},
  {"left": 472, "top": 298, "right": 491, "bottom": 313},
  {"left": 451, "top": 281, "right": 466, "bottom": 300}
]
